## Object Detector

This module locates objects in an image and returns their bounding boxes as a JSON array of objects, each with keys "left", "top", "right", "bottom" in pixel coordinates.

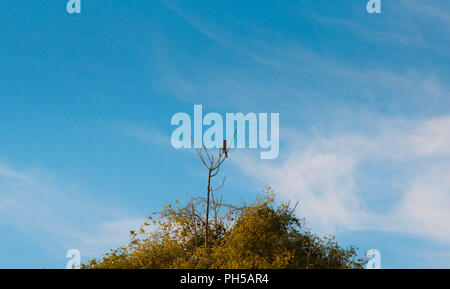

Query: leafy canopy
[{"left": 85, "top": 188, "right": 364, "bottom": 269}]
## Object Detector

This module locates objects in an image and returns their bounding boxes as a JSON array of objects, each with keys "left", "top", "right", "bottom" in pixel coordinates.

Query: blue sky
[{"left": 0, "top": 0, "right": 449, "bottom": 268}]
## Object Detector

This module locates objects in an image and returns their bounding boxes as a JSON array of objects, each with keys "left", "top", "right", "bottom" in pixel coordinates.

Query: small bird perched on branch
[{"left": 222, "top": 140, "right": 228, "bottom": 158}]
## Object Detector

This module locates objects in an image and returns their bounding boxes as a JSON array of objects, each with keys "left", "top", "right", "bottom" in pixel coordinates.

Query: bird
[{"left": 222, "top": 140, "right": 228, "bottom": 158}]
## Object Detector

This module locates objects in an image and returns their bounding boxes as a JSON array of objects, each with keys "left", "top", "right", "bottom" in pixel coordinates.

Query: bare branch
[
  {"left": 191, "top": 138, "right": 209, "bottom": 169},
  {"left": 202, "top": 138, "right": 213, "bottom": 167},
  {"left": 211, "top": 177, "right": 226, "bottom": 192},
  {"left": 190, "top": 129, "right": 237, "bottom": 250}
]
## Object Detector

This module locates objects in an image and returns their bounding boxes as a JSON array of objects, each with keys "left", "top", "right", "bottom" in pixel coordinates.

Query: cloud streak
[
  {"left": 233, "top": 115, "right": 450, "bottom": 243},
  {"left": 0, "top": 164, "right": 144, "bottom": 263},
  {"left": 116, "top": 121, "right": 170, "bottom": 148}
]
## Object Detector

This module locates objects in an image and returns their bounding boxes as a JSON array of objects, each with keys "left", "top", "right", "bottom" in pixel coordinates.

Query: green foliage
[{"left": 84, "top": 188, "right": 365, "bottom": 269}]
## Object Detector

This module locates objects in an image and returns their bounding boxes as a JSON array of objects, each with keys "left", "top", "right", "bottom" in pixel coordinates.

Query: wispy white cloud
[
  {"left": 236, "top": 149, "right": 364, "bottom": 233},
  {"left": 401, "top": 0, "right": 450, "bottom": 26},
  {"left": 308, "top": 0, "right": 449, "bottom": 54},
  {"left": 233, "top": 115, "right": 450, "bottom": 243},
  {"left": 74, "top": 218, "right": 146, "bottom": 258},
  {"left": 0, "top": 164, "right": 144, "bottom": 261},
  {"left": 389, "top": 163, "right": 450, "bottom": 242},
  {"left": 0, "top": 165, "right": 30, "bottom": 181},
  {"left": 162, "top": 0, "right": 277, "bottom": 67},
  {"left": 408, "top": 117, "right": 450, "bottom": 156},
  {"left": 116, "top": 121, "right": 170, "bottom": 148},
  {"left": 156, "top": 1, "right": 449, "bottom": 116}
]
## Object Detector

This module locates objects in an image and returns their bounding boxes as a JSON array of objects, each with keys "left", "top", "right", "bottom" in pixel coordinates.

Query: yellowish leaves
[{"left": 85, "top": 189, "right": 364, "bottom": 269}]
